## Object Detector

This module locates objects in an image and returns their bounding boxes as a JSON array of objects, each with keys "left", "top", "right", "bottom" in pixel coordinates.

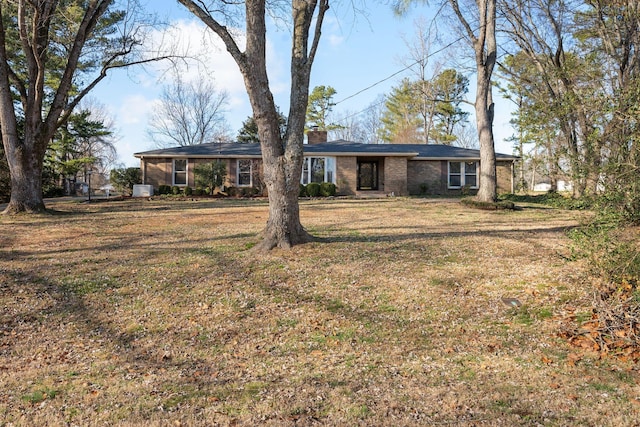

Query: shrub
[
  {"left": 320, "top": 182, "right": 337, "bottom": 197},
  {"left": 158, "top": 185, "right": 171, "bottom": 195},
  {"left": 240, "top": 187, "right": 259, "bottom": 197},
  {"left": 110, "top": 167, "right": 141, "bottom": 196},
  {"left": 193, "top": 188, "right": 204, "bottom": 196},
  {"left": 194, "top": 161, "right": 226, "bottom": 194},
  {"left": 306, "top": 182, "right": 321, "bottom": 197},
  {"left": 226, "top": 186, "right": 238, "bottom": 197},
  {"left": 299, "top": 184, "right": 307, "bottom": 197},
  {"left": 184, "top": 186, "right": 193, "bottom": 196},
  {"left": 460, "top": 197, "right": 516, "bottom": 210},
  {"left": 171, "top": 186, "right": 181, "bottom": 195},
  {"left": 43, "top": 186, "right": 64, "bottom": 198},
  {"left": 569, "top": 218, "right": 640, "bottom": 283},
  {"left": 419, "top": 183, "right": 429, "bottom": 195}
]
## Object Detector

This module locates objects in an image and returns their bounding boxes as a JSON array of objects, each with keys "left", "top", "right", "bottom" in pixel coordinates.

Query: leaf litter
[{"left": 1, "top": 197, "right": 639, "bottom": 426}]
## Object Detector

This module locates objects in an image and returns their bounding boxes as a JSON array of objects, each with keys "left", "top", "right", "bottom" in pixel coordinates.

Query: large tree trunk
[
  {"left": 468, "top": 0, "right": 497, "bottom": 202},
  {"left": 256, "top": 155, "right": 312, "bottom": 250},
  {"left": 2, "top": 138, "right": 46, "bottom": 214},
  {"left": 241, "top": 0, "right": 316, "bottom": 250},
  {"left": 177, "top": 0, "right": 327, "bottom": 250},
  {"left": 475, "top": 69, "right": 497, "bottom": 202},
  {"left": 2, "top": 128, "right": 50, "bottom": 213}
]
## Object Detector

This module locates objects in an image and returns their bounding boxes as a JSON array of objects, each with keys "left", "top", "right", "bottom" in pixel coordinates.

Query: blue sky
[{"left": 91, "top": 1, "right": 515, "bottom": 167}]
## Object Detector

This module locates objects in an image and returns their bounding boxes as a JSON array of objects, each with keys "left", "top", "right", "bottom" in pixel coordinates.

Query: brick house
[{"left": 134, "top": 130, "right": 518, "bottom": 196}]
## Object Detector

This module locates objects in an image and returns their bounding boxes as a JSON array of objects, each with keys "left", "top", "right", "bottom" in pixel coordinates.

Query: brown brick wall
[
  {"left": 307, "top": 130, "right": 327, "bottom": 144},
  {"left": 384, "top": 157, "right": 408, "bottom": 196},
  {"left": 141, "top": 156, "right": 514, "bottom": 196},
  {"left": 143, "top": 158, "right": 171, "bottom": 189},
  {"left": 407, "top": 160, "right": 446, "bottom": 195},
  {"left": 496, "top": 161, "right": 514, "bottom": 194},
  {"left": 336, "top": 156, "right": 357, "bottom": 195},
  {"left": 407, "top": 159, "right": 515, "bottom": 195}
]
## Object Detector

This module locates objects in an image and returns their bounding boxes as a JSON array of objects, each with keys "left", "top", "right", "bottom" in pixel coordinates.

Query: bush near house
[
  {"left": 157, "top": 185, "right": 172, "bottom": 195},
  {"left": 306, "top": 182, "right": 321, "bottom": 197},
  {"left": 320, "top": 182, "right": 337, "bottom": 197}
]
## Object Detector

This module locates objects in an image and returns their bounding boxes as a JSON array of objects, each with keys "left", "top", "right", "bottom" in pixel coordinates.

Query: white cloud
[
  {"left": 327, "top": 34, "right": 345, "bottom": 47},
  {"left": 117, "top": 95, "right": 156, "bottom": 125}
]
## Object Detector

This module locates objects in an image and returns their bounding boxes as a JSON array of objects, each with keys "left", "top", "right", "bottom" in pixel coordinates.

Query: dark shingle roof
[
  {"left": 134, "top": 140, "right": 518, "bottom": 160},
  {"left": 135, "top": 143, "right": 262, "bottom": 158}
]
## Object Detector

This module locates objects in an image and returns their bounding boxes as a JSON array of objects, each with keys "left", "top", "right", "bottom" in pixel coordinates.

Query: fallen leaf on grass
[{"left": 566, "top": 353, "right": 582, "bottom": 367}]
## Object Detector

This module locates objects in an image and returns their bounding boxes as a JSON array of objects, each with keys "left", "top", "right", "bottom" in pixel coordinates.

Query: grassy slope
[{"left": 1, "top": 197, "right": 638, "bottom": 426}]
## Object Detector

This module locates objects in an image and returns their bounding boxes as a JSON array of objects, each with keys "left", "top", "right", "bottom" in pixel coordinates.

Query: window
[
  {"left": 173, "top": 159, "right": 187, "bottom": 186},
  {"left": 301, "top": 157, "right": 335, "bottom": 184},
  {"left": 237, "top": 159, "right": 253, "bottom": 187},
  {"left": 448, "top": 161, "right": 478, "bottom": 189}
]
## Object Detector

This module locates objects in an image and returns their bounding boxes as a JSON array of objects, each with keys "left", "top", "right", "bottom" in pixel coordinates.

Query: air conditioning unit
[{"left": 132, "top": 184, "right": 153, "bottom": 197}]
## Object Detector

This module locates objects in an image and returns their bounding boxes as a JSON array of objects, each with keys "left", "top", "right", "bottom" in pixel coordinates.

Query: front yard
[{"left": 1, "top": 197, "right": 638, "bottom": 426}]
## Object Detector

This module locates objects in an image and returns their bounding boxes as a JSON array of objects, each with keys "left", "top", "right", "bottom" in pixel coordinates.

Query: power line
[
  {"left": 330, "top": 34, "right": 469, "bottom": 127},
  {"left": 334, "top": 33, "right": 467, "bottom": 107}
]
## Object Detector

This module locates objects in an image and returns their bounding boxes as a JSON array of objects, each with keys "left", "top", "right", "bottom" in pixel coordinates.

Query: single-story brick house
[{"left": 134, "top": 131, "right": 519, "bottom": 196}]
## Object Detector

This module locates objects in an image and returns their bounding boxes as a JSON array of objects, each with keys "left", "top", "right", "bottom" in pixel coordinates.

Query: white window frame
[
  {"left": 173, "top": 159, "right": 188, "bottom": 186},
  {"left": 237, "top": 159, "right": 253, "bottom": 187},
  {"left": 301, "top": 156, "right": 336, "bottom": 184},
  {"left": 448, "top": 161, "right": 478, "bottom": 189}
]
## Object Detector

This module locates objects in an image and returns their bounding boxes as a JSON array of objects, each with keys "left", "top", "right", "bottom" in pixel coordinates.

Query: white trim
[
  {"left": 237, "top": 159, "right": 253, "bottom": 187},
  {"left": 301, "top": 156, "right": 336, "bottom": 184},
  {"left": 448, "top": 161, "right": 478, "bottom": 189},
  {"left": 172, "top": 159, "right": 188, "bottom": 186}
]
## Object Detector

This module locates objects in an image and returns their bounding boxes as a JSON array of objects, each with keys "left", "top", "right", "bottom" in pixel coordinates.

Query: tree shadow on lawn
[
  {"left": 1, "top": 253, "right": 432, "bottom": 425},
  {"left": 312, "top": 224, "right": 577, "bottom": 245}
]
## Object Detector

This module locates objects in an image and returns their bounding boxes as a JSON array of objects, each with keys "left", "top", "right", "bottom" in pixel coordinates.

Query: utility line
[
  {"left": 333, "top": 33, "right": 468, "bottom": 107},
  {"left": 330, "top": 34, "right": 469, "bottom": 127}
]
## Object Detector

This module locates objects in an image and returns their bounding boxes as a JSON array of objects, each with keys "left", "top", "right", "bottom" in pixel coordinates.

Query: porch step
[{"left": 355, "top": 191, "right": 388, "bottom": 198}]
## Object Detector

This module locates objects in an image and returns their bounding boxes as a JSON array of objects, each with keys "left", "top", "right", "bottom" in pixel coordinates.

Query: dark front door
[{"left": 357, "top": 161, "right": 378, "bottom": 190}]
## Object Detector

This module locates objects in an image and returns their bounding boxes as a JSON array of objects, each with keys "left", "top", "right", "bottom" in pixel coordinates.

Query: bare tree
[
  {"left": 329, "top": 110, "right": 366, "bottom": 142},
  {"left": 453, "top": 123, "right": 479, "bottom": 149},
  {"left": 363, "top": 95, "right": 387, "bottom": 144},
  {"left": 395, "top": 0, "right": 498, "bottom": 200},
  {"left": 400, "top": 18, "right": 442, "bottom": 143},
  {"left": 0, "top": 0, "right": 173, "bottom": 214},
  {"left": 177, "top": 0, "right": 329, "bottom": 250},
  {"left": 447, "top": 0, "right": 498, "bottom": 201},
  {"left": 148, "top": 74, "right": 231, "bottom": 147}
]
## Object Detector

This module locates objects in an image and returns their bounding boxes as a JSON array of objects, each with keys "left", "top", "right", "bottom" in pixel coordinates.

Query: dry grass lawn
[{"left": 1, "top": 197, "right": 639, "bottom": 426}]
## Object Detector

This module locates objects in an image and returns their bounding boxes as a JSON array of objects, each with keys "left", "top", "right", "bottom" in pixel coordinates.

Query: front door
[{"left": 357, "top": 161, "right": 378, "bottom": 190}]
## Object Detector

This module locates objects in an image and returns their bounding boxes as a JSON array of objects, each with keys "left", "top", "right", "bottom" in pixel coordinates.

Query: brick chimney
[{"left": 307, "top": 127, "right": 327, "bottom": 144}]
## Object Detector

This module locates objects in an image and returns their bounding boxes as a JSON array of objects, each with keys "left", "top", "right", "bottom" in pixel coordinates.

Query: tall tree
[
  {"left": 400, "top": 17, "right": 441, "bottom": 144},
  {"left": 361, "top": 95, "right": 387, "bottom": 144},
  {"left": 448, "top": 0, "right": 498, "bottom": 201},
  {"left": 178, "top": 0, "right": 329, "bottom": 250},
  {"left": 380, "top": 78, "right": 422, "bottom": 143},
  {"left": 499, "top": 0, "right": 591, "bottom": 196},
  {"left": 44, "top": 108, "right": 116, "bottom": 195},
  {"left": 147, "top": 74, "right": 231, "bottom": 147},
  {"left": 306, "top": 85, "right": 339, "bottom": 130},
  {"left": 395, "top": 0, "right": 498, "bottom": 201},
  {"left": 237, "top": 109, "right": 287, "bottom": 143},
  {"left": 431, "top": 68, "right": 469, "bottom": 144},
  {"left": 0, "top": 0, "right": 169, "bottom": 214}
]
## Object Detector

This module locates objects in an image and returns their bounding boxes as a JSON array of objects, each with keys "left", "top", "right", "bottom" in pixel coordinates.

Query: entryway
[{"left": 357, "top": 161, "right": 379, "bottom": 191}]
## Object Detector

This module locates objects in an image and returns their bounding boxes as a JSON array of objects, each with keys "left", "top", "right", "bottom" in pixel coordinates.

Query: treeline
[{"left": 499, "top": 0, "right": 640, "bottom": 223}]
